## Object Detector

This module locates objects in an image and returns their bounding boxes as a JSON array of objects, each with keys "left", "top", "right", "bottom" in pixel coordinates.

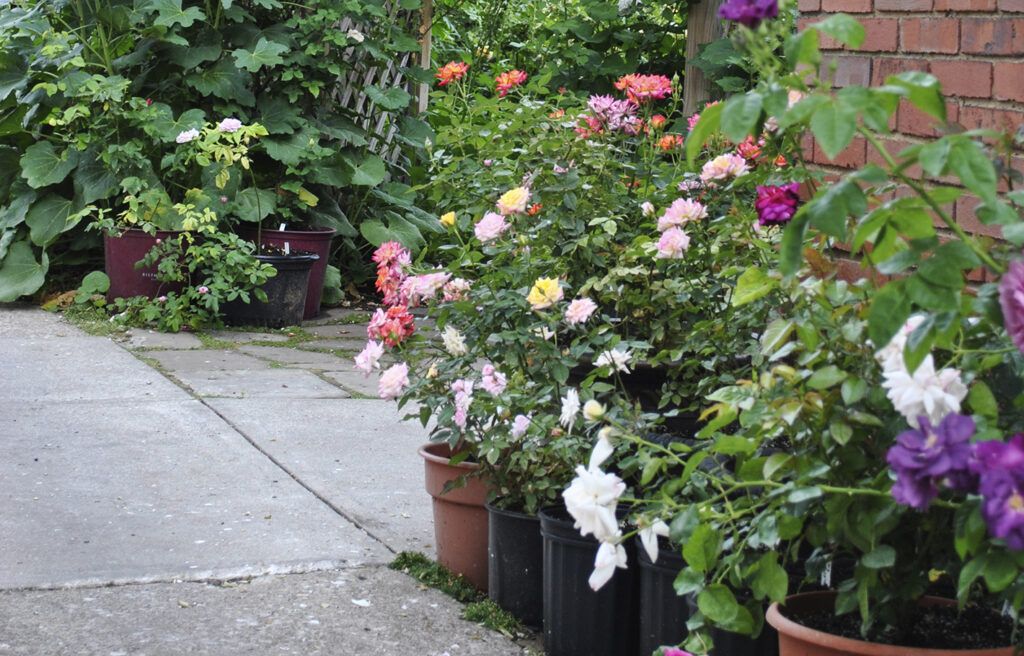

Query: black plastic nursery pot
[
  {"left": 242, "top": 226, "right": 335, "bottom": 320},
  {"left": 539, "top": 506, "right": 638, "bottom": 656},
  {"left": 222, "top": 253, "right": 318, "bottom": 328},
  {"left": 487, "top": 503, "right": 543, "bottom": 628},
  {"left": 637, "top": 538, "right": 692, "bottom": 656},
  {"left": 685, "top": 595, "right": 779, "bottom": 656}
]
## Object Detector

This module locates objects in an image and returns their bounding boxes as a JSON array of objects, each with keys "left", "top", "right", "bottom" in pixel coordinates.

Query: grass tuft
[
  {"left": 63, "top": 304, "right": 124, "bottom": 337},
  {"left": 388, "top": 552, "right": 530, "bottom": 638}
]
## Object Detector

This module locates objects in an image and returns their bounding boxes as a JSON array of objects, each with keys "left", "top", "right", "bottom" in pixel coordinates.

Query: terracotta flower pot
[
  {"left": 767, "top": 591, "right": 1015, "bottom": 656},
  {"left": 419, "top": 443, "right": 489, "bottom": 591},
  {"left": 103, "top": 229, "right": 183, "bottom": 300}
]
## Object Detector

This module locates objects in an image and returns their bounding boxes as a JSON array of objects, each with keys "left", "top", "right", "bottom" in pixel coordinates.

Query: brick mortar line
[
  {"left": 115, "top": 343, "right": 399, "bottom": 558},
  {"left": 821, "top": 50, "right": 1024, "bottom": 60}
]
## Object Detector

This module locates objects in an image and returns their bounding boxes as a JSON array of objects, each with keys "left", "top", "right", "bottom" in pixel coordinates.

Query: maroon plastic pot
[
  {"left": 104, "top": 229, "right": 183, "bottom": 300},
  {"left": 248, "top": 227, "right": 335, "bottom": 319}
]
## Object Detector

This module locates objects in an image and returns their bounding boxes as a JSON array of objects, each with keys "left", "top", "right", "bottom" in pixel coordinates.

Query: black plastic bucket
[
  {"left": 487, "top": 503, "right": 543, "bottom": 628},
  {"left": 685, "top": 595, "right": 779, "bottom": 656},
  {"left": 222, "top": 253, "right": 318, "bottom": 328},
  {"left": 539, "top": 506, "right": 638, "bottom": 656},
  {"left": 637, "top": 538, "right": 691, "bottom": 656}
]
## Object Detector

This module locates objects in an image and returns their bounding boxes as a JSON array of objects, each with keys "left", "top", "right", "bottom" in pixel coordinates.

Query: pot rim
[
  {"left": 255, "top": 253, "right": 320, "bottom": 264},
  {"left": 251, "top": 226, "right": 337, "bottom": 237},
  {"left": 766, "top": 591, "right": 1015, "bottom": 656},
  {"left": 418, "top": 442, "right": 479, "bottom": 471},
  {"left": 485, "top": 501, "right": 537, "bottom": 520}
]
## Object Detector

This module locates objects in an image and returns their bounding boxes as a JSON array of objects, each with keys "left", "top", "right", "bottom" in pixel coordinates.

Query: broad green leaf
[
  {"left": 732, "top": 266, "right": 777, "bottom": 307},
  {"left": 779, "top": 211, "right": 810, "bottom": 277},
  {"left": 982, "top": 552, "right": 1018, "bottom": 592},
  {"left": 73, "top": 150, "right": 117, "bottom": 204},
  {"left": 364, "top": 85, "right": 412, "bottom": 111},
  {"left": 886, "top": 71, "right": 945, "bottom": 122},
  {"left": 674, "top": 568, "right": 704, "bottom": 596},
  {"left": 265, "top": 128, "right": 319, "bottom": 166},
  {"left": 77, "top": 270, "right": 110, "bottom": 300},
  {"left": 149, "top": 0, "right": 205, "bottom": 28},
  {"left": 686, "top": 101, "right": 724, "bottom": 166},
  {"left": 948, "top": 137, "right": 997, "bottom": 203},
  {"left": 233, "top": 188, "right": 277, "bottom": 222},
  {"left": 698, "top": 584, "right": 741, "bottom": 625},
  {"left": 807, "top": 365, "right": 847, "bottom": 390},
  {"left": 258, "top": 96, "right": 302, "bottom": 134},
  {"left": 788, "top": 487, "right": 823, "bottom": 503},
  {"left": 720, "top": 92, "right": 763, "bottom": 143},
  {"left": 784, "top": 29, "right": 821, "bottom": 68},
  {"left": 862, "top": 545, "right": 896, "bottom": 569},
  {"left": 186, "top": 58, "right": 255, "bottom": 106},
  {"left": 868, "top": 281, "right": 910, "bottom": 348},
  {"left": 761, "top": 318, "right": 794, "bottom": 355},
  {"left": 25, "top": 195, "right": 78, "bottom": 246},
  {"left": 350, "top": 154, "right": 387, "bottom": 187},
  {"left": 359, "top": 219, "right": 391, "bottom": 247},
  {"left": 149, "top": 104, "right": 206, "bottom": 142},
  {"left": 810, "top": 99, "right": 857, "bottom": 160},
  {"left": 0, "top": 52, "right": 28, "bottom": 102},
  {"left": 232, "top": 38, "right": 289, "bottom": 73},
  {"left": 20, "top": 142, "right": 79, "bottom": 189},
  {"left": 751, "top": 553, "right": 788, "bottom": 602},
  {"left": 814, "top": 13, "right": 866, "bottom": 48},
  {"left": 0, "top": 239, "right": 47, "bottom": 301},
  {"left": 968, "top": 381, "right": 998, "bottom": 419},
  {"left": 166, "top": 40, "right": 221, "bottom": 70},
  {"left": 682, "top": 524, "right": 721, "bottom": 574}
]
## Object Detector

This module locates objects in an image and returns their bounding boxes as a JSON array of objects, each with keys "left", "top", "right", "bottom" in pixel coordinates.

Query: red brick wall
[{"left": 796, "top": 0, "right": 1024, "bottom": 279}]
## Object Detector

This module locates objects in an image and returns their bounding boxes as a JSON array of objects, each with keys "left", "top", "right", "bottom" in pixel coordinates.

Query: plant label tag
[{"left": 820, "top": 560, "right": 832, "bottom": 588}]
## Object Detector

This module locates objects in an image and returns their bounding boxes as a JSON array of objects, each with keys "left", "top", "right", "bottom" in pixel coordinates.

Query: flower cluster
[
  {"left": 372, "top": 240, "right": 412, "bottom": 307},
  {"left": 368, "top": 305, "right": 416, "bottom": 348},
  {"left": 755, "top": 183, "right": 800, "bottom": 226},
  {"left": 436, "top": 61, "right": 469, "bottom": 87},
  {"left": 495, "top": 69, "right": 527, "bottom": 97},
  {"left": 718, "top": 0, "right": 779, "bottom": 28},
  {"left": 614, "top": 73, "right": 673, "bottom": 104}
]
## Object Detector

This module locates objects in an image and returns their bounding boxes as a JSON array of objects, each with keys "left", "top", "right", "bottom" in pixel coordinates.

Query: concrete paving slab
[
  {"left": 0, "top": 567, "right": 527, "bottom": 656},
  {"left": 170, "top": 368, "right": 350, "bottom": 399},
  {"left": 0, "top": 400, "right": 388, "bottom": 589},
  {"left": 205, "top": 399, "right": 436, "bottom": 556},
  {"left": 300, "top": 339, "right": 365, "bottom": 352},
  {"left": 145, "top": 349, "right": 271, "bottom": 372},
  {"left": 304, "top": 307, "right": 372, "bottom": 326},
  {"left": 123, "top": 329, "right": 205, "bottom": 350},
  {"left": 238, "top": 345, "right": 350, "bottom": 369},
  {"left": 321, "top": 369, "right": 382, "bottom": 398},
  {"left": 204, "top": 329, "right": 291, "bottom": 343},
  {"left": 305, "top": 322, "right": 369, "bottom": 340}
]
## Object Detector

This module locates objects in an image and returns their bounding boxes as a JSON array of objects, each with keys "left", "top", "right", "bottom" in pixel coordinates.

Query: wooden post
[
  {"left": 683, "top": 0, "right": 724, "bottom": 117},
  {"left": 418, "top": 0, "right": 432, "bottom": 114}
]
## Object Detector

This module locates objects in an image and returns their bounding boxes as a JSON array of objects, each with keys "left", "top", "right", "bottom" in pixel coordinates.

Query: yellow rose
[
  {"left": 527, "top": 277, "right": 564, "bottom": 310},
  {"left": 496, "top": 186, "right": 530, "bottom": 215},
  {"left": 440, "top": 211, "right": 456, "bottom": 228}
]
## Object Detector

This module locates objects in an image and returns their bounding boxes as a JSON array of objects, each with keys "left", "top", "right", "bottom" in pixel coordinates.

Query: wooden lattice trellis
[{"left": 329, "top": 1, "right": 431, "bottom": 169}]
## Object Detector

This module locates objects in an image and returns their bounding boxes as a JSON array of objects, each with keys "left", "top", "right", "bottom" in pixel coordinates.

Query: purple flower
[
  {"left": 886, "top": 413, "right": 976, "bottom": 510},
  {"left": 755, "top": 183, "right": 801, "bottom": 226},
  {"left": 979, "top": 468, "right": 1024, "bottom": 550},
  {"left": 719, "top": 0, "right": 779, "bottom": 28},
  {"left": 999, "top": 260, "right": 1024, "bottom": 355},
  {"left": 586, "top": 95, "right": 639, "bottom": 133}
]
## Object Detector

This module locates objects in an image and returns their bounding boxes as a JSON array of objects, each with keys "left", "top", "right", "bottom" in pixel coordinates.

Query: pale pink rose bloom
[
  {"left": 197, "top": 285, "right": 209, "bottom": 294},
  {"left": 452, "top": 379, "right": 474, "bottom": 429},
  {"left": 378, "top": 363, "right": 410, "bottom": 400},
  {"left": 511, "top": 414, "right": 531, "bottom": 438},
  {"left": 565, "top": 298, "right": 598, "bottom": 325},
  {"left": 657, "top": 198, "right": 708, "bottom": 232},
  {"left": 218, "top": 118, "right": 243, "bottom": 133},
  {"left": 553, "top": 164, "right": 568, "bottom": 174},
  {"left": 474, "top": 212, "right": 509, "bottom": 242},
  {"left": 640, "top": 201, "right": 655, "bottom": 216},
  {"left": 400, "top": 271, "right": 450, "bottom": 307},
  {"left": 175, "top": 128, "right": 199, "bottom": 143},
  {"left": 354, "top": 340, "right": 385, "bottom": 376},
  {"left": 656, "top": 227, "right": 690, "bottom": 259},
  {"left": 700, "top": 153, "right": 749, "bottom": 183},
  {"left": 481, "top": 364, "right": 507, "bottom": 395},
  {"left": 443, "top": 278, "right": 471, "bottom": 302}
]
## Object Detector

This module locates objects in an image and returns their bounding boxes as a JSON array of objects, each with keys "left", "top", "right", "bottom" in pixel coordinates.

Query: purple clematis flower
[
  {"left": 886, "top": 413, "right": 975, "bottom": 510},
  {"left": 719, "top": 0, "right": 779, "bottom": 29},
  {"left": 978, "top": 468, "right": 1024, "bottom": 550}
]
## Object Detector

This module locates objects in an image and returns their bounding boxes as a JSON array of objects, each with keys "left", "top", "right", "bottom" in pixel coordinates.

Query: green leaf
[
  {"left": 698, "top": 584, "right": 740, "bottom": 625},
  {"left": 968, "top": 381, "right": 998, "bottom": 419},
  {"left": 232, "top": 37, "right": 289, "bottom": 73},
  {"left": 861, "top": 545, "right": 896, "bottom": 569},
  {"left": 807, "top": 365, "right": 847, "bottom": 390},
  {"left": 73, "top": 150, "right": 117, "bottom": 204},
  {"left": 788, "top": 487, "right": 823, "bottom": 504},
  {"left": 149, "top": 104, "right": 206, "bottom": 142},
  {"left": 166, "top": 40, "right": 221, "bottom": 70},
  {"left": 948, "top": 137, "right": 998, "bottom": 203},
  {"left": 982, "top": 552, "right": 1018, "bottom": 592},
  {"left": 186, "top": 58, "right": 254, "bottom": 106},
  {"left": 233, "top": 188, "right": 277, "bottom": 222},
  {"left": 20, "top": 142, "right": 79, "bottom": 189},
  {"left": 686, "top": 101, "right": 724, "bottom": 166},
  {"left": 148, "top": 0, "right": 205, "bottom": 28},
  {"left": 350, "top": 154, "right": 387, "bottom": 187},
  {"left": 720, "top": 92, "right": 763, "bottom": 143},
  {"left": 955, "top": 503, "right": 986, "bottom": 560},
  {"left": 674, "top": 568, "right": 704, "bottom": 596},
  {"left": 682, "top": 525, "right": 721, "bottom": 574},
  {"left": 77, "top": 270, "right": 110, "bottom": 299},
  {"left": 780, "top": 211, "right": 810, "bottom": 277},
  {"left": 257, "top": 96, "right": 302, "bottom": 134},
  {"left": 814, "top": 13, "right": 866, "bottom": 48},
  {"left": 0, "top": 239, "right": 47, "bottom": 301},
  {"left": 733, "top": 266, "right": 777, "bottom": 307},
  {"left": 364, "top": 85, "right": 412, "bottom": 111},
  {"left": 886, "top": 71, "right": 945, "bottom": 122},
  {"left": 868, "top": 282, "right": 910, "bottom": 348},
  {"left": 25, "top": 195, "right": 78, "bottom": 247},
  {"left": 751, "top": 553, "right": 788, "bottom": 602},
  {"left": 0, "top": 52, "right": 28, "bottom": 102},
  {"left": 785, "top": 29, "right": 821, "bottom": 68},
  {"left": 811, "top": 99, "right": 857, "bottom": 160},
  {"left": 264, "top": 128, "right": 319, "bottom": 166},
  {"left": 359, "top": 219, "right": 391, "bottom": 247}
]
